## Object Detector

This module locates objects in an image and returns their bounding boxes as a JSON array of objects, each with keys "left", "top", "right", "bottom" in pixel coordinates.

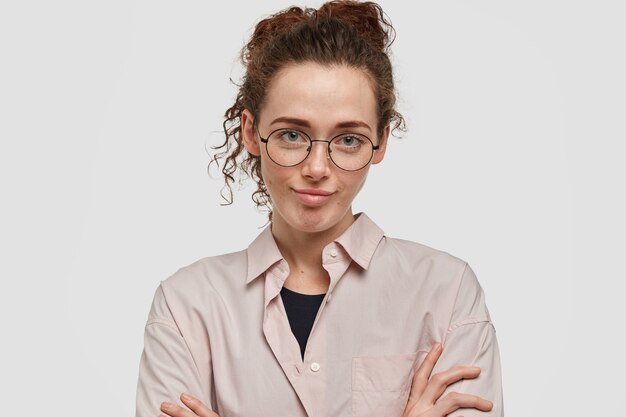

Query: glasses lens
[
  {"left": 267, "top": 129, "right": 310, "bottom": 166},
  {"left": 329, "top": 133, "right": 374, "bottom": 171},
  {"left": 266, "top": 129, "right": 374, "bottom": 170}
]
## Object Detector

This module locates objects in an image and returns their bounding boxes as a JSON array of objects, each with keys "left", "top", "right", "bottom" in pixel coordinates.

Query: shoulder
[
  {"left": 159, "top": 249, "right": 248, "bottom": 305},
  {"left": 378, "top": 235, "right": 468, "bottom": 276},
  {"left": 375, "top": 235, "right": 482, "bottom": 298},
  {"left": 376, "top": 236, "right": 489, "bottom": 320}
]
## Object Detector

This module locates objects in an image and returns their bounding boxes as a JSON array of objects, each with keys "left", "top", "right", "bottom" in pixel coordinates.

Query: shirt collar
[
  {"left": 335, "top": 212, "right": 385, "bottom": 270},
  {"left": 245, "top": 212, "right": 385, "bottom": 284},
  {"left": 245, "top": 223, "right": 284, "bottom": 285}
]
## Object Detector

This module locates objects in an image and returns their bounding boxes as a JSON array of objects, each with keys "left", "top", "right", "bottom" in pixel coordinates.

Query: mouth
[{"left": 292, "top": 188, "right": 335, "bottom": 206}]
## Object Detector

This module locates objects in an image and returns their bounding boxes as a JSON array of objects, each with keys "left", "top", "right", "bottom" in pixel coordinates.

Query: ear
[
  {"left": 372, "top": 124, "right": 390, "bottom": 164},
  {"left": 241, "top": 109, "right": 261, "bottom": 156}
]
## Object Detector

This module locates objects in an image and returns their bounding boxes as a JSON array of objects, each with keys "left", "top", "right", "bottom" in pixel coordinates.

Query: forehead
[{"left": 260, "top": 62, "right": 378, "bottom": 130}]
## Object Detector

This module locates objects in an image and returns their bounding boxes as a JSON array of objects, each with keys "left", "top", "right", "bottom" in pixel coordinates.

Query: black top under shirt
[{"left": 280, "top": 286, "right": 326, "bottom": 359}]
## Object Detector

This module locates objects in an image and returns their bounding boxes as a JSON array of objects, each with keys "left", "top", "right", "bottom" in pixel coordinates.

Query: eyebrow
[{"left": 269, "top": 117, "right": 372, "bottom": 132}]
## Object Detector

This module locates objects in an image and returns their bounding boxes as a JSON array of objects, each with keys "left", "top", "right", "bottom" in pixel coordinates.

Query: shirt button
[
  {"left": 310, "top": 362, "right": 321, "bottom": 372},
  {"left": 330, "top": 249, "right": 338, "bottom": 258}
]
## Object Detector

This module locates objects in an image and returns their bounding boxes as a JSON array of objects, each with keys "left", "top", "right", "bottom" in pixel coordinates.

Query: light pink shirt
[{"left": 135, "top": 212, "right": 504, "bottom": 417}]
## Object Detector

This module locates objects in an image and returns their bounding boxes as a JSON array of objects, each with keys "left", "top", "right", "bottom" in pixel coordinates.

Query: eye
[
  {"left": 278, "top": 130, "right": 306, "bottom": 143},
  {"left": 333, "top": 134, "right": 366, "bottom": 148}
]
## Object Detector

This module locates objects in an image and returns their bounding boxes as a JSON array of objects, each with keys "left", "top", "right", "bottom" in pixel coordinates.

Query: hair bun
[
  {"left": 245, "top": 7, "right": 307, "bottom": 62},
  {"left": 317, "top": 1, "right": 395, "bottom": 53},
  {"left": 245, "top": 1, "right": 394, "bottom": 63}
]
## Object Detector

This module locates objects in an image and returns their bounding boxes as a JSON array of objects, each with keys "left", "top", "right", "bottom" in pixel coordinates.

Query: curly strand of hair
[{"left": 209, "top": 87, "right": 273, "bottom": 221}]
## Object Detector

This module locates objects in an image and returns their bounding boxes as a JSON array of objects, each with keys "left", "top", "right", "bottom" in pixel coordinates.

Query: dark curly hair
[{"left": 208, "top": 0, "right": 406, "bottom": 222}]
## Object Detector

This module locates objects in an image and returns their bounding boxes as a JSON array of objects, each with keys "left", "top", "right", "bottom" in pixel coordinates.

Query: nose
[{"left": 301, "top": 140, "right": 331, "bottom": 180}]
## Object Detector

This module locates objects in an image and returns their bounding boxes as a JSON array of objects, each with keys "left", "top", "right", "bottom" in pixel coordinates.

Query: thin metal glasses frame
[{"left": 256, "top": 127, "right": 380, "bottom": 172}]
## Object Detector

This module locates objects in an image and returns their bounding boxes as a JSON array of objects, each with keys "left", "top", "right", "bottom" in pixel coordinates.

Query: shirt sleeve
[
  {"left": 135, "top": 284, "right": 214, "bottom": 417},
  {"left": 431, "top": 263, "right": 505, "bottom": 417}
]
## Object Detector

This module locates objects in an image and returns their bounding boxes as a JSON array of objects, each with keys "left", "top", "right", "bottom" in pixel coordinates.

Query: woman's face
[{"left": 242, "top": 62, "right": 389, "bottom": 234}]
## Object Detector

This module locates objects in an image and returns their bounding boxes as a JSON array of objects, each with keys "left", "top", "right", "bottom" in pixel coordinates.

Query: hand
[
  {"left": 159, "top": 393, "right": 219, "bottom": 417},
  {"left": 401, "top": 343, "right": 493, "bottom": 417}
]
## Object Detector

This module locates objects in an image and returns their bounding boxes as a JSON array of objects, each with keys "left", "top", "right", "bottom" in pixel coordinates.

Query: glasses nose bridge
[{"left": 307, "top": 138, "right": 332, "bottom": 159}]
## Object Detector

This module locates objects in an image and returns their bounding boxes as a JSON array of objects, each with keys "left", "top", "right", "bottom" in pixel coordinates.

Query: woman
[{"left": 135, "top": 1, "right": 504, "bottom": 416}]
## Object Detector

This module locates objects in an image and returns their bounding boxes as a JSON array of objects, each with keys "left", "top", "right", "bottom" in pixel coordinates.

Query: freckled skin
[{"left": 241, "top": 62, "right": 390, "bottom": 239}]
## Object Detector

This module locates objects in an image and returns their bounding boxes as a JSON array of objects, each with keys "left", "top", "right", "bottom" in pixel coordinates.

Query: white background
[{"left": 1, "top": 0, "right": 624, "bottom": 415}]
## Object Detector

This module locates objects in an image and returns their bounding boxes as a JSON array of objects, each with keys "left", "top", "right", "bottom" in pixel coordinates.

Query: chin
[
  {"left": 292, "top": 212, "right": 332, "bottom": 232},
  {"left": 294, "top": 204, "right": 352, "bottom": 233}
]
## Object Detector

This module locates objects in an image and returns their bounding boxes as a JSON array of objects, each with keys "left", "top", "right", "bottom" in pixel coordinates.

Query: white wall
[{"left": 1, "top": 0, "right": 624, "bottom": 415}]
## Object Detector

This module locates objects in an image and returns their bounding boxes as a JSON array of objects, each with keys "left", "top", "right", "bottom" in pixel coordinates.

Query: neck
[{"left": 271, "top": 209, "right": 356, "bottom": 274}]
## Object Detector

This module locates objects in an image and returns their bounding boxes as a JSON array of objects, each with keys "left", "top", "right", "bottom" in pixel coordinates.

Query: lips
[
  {"left": 292, "top": 188, "right": 335, "bottom": 205},
  {"left": 293, "top": 188, "right": 334, "bottom": 196}
]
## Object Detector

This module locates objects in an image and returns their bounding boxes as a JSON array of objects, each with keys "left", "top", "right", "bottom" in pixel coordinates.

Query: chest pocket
[{"left": 351, "top": 351, "right": 426, "bottom": 417}]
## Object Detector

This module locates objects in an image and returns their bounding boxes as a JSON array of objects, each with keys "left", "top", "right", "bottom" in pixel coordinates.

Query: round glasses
[{"left": 257, "top": 127, "right": 379, "bottom": 171}]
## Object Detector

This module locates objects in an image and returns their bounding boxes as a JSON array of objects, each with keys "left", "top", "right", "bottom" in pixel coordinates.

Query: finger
[
  {"left": 181, "top": 393, "right": 219, "bottom": 417},
  {"left": 421, "top": 365, "right": 481, "bottom": 403},
  {"left": 433, "top": 391, "right": 493, "bottom": 415},
  {"left": 160, "top": 401, "right": 196, "bottom": 417},
  {"left": 409, "top": 343, "right": 443, "bottom": 400}
]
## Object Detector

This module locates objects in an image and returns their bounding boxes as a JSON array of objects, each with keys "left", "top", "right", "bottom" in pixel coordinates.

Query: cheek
[
  {"left": 261, "top": 165, "right": 274, "bottom": 193},
  {"left": 344, "top": 171, "right": 370, "bottom": 195},
  {"left": 355, "top": 175, "right": 368, "bottom": 193},
  {"left": 259, "top": 158, "right": 273, "bottom": 185},
  {"left": 260, "top": 160, "right": 287, "bottom": 197}
]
